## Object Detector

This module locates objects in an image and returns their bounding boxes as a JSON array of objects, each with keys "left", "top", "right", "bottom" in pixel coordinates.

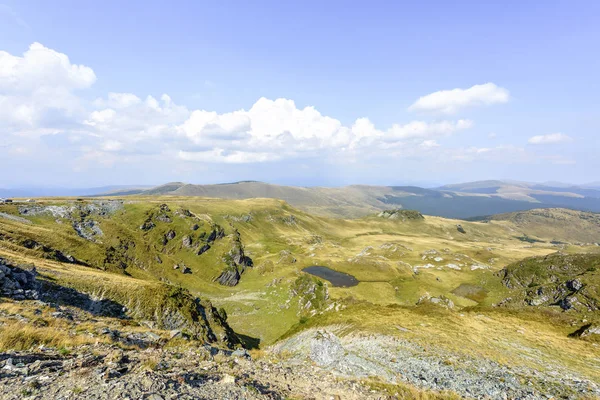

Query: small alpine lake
[{"left": 302, "top": 266, "right": 359, "bottom": 287}]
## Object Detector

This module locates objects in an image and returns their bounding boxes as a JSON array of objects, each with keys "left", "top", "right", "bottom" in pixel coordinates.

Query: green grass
[{"left": 1, "top": 198, "right": 599, "bottom": 346}]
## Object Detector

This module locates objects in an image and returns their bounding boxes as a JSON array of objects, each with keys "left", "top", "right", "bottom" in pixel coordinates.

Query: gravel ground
[
  {"left": 0, "top": 345, "right": 391, "bottom": 400},
  {"left": 272, "top": 328, "right": 600, "bottom": 399}
]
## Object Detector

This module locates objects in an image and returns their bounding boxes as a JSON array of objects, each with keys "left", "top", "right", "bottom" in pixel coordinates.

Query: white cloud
[
  {"left": 528, "top": 133, "right": 572, "bottom": 145},
  {"left": 101, "top": 140, "right": 124, "bottom": 152},
  {"left": 420, "top": 140, "right": 440, "bottom": 148},
  {"left": 0, "top": 42, "right": 96, "bottom": 128},
  {"left": 386, "top": 119, "right": 472, "bottom": 140},
  {"left": 2, "top": 43, "right": 573, "bottom": 176},
  {"left": 408, "top": 83, "right": 509, "bottom": 115},
  {"left": 180, "top": 110, "right": 250, "bottom": 143}
]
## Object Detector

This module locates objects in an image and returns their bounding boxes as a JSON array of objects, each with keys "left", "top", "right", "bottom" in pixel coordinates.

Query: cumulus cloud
[
  {"left": 3, "top": 42, "right": 572, "bottom": 179},
  {"left": 408, "top": 83, "right": 509, "bottom": 115},
  {"left": 0, "top": 42, "right": 96, "bottom": 128},
  {"left": 528, "top": 133, "right": 573, "bottom": 145}
]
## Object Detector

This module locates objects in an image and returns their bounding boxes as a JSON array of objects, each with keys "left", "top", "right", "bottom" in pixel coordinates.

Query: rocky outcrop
[
  {"left": 140, "top": 204, "right": 173, "bottom": 232},
  {"left": 73, "top": 220, "right": 104, "bottom": 241},
  {"left": 377, "top": 209, "right": 424, "bottom": 221},
  {"left": 215, "top": 230, "right": 253, "bottom": 287},
  {"left": 416, "top": 293, "right": 454, "bottom": 309},
  {"left": 102, "top": 239, "right": 136, "bottom": 271},
  {"left": 8, "top": 237, "right": 83, "bottom": 265},
  {"left": 154, "top": 288, "right": 240, "bottom": 347},
  {"left": 496, "top": 253, "right": 600, "bottom": 311},
  {"left": 207, "top": 225, "right": 225, "bottom": 243},
  {"left": 277, "top": 250, "right": 297, "bottom": 264},
  {"left": 290, "top": 274, "right": 329, "bottom": 316},
  {"left": 197, "top": 244, "right": 210, "bottom": 255},
  {"left": 0, "top": 259, "right": 40, "bottom": 300},
  {"left": 139, "top": 219, "right": 155, "bottom": 231},
  {"left": 18, "top": 201, "right": 122, "bottom": 241},
  {"left": 182, "top": 235, "right": 193, "bottom": 248}
]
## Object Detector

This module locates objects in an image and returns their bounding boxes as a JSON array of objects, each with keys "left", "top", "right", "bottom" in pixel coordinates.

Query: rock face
[
  {"left": 377, "top": 209, "right": 424, "bottom": 221},
  {"left": 497, "top": 253, "right": 599, "bottom": 311},
  {"left": 215, "top": 231, "right": 253, "bottom": 287}
]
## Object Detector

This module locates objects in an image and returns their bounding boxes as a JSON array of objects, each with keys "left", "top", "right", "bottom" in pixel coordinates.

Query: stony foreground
[{"left": 0, "top": 344, "right": 402, "bottom": 400}]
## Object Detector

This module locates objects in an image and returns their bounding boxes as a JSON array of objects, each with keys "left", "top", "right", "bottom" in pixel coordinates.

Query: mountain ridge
[{"left": 97, "top": 180, "right": 600, "bottom": 219}]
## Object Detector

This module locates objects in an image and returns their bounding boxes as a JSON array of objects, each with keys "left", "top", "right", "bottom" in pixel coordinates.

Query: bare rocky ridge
[{"left": 273, "top": 328, "right": 600, "bottom": 399}]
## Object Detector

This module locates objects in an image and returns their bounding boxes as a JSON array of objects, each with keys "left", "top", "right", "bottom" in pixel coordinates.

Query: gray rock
[
  {"left": 310, "top": 331, "right": 344, "bottom": 367},
  {"left": 567, "top": 279, "right": 583, "bottom": 291},
  {"left": 182, "top": 236, "right": 193, "bottom": 248}
]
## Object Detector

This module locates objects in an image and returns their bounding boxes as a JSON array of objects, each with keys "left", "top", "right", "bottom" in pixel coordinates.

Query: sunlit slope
[{"left": 1, "top": 198, "right": 599, "bottom": 343}]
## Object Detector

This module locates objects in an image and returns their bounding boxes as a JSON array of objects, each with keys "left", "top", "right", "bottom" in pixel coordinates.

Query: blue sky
[{"left": 0, "top": 0, "right": 598, "bottom": 188}]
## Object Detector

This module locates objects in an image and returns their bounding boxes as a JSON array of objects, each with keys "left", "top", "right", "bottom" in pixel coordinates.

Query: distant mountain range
[
  {"left": 0, "top": 185, "right": 152, "bottom": 199},
  {"left": 95, "top": 180, "right": 600, "bottom": 219},
  {"left": 3, "top": 180, "right": 599, "bottom": 219}
]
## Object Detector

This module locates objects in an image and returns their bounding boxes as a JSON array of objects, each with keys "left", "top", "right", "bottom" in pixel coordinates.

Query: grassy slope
[{"left": 1, "top": 199, "right": 599, "bottom": 345}]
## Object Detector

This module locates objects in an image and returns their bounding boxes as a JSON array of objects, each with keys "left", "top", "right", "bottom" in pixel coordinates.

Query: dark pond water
[{"left": 302, "top": 266, "right": 359, "bottom": 287}]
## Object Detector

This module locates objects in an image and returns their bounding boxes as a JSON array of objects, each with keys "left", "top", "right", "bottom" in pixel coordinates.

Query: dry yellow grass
[{"left": 0, "top": 322, "right": 98, "bottom": 351}]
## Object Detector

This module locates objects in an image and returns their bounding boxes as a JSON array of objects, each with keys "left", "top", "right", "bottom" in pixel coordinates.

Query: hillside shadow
[
  {"left": 237, "top": 333, "right": 261, "bottom": 350},
  {"left": 39, "top": 277, "right": 128, "bottom": 319}
]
